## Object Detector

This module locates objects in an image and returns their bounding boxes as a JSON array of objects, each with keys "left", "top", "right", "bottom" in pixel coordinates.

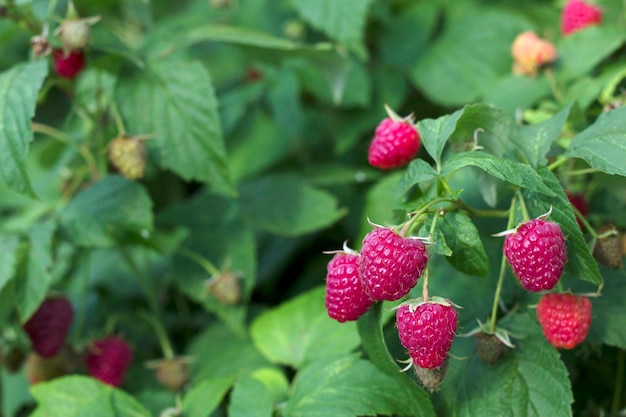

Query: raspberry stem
[
  {"left": 110, "top": 101, "right": 127, "bottom": 136},
  {"left": 177, "top": 246, "right": 221, "bottom": 276},
  {"left": 489, "top": 197, "right": 517, "bottom": 332},
  {"left": 515, "top": 190, "right": 530, "bottom": 222},
  {"left": 139, "top": 311, "right": 175, "bottom": 359},
  {"left": 401, "top": 197, "right": 454, "bottom": 236},
  {"left": 544, "top": 67, "right": 564, "bottom": 104},
  {"left": 118, "top": 246, "right": 160, "bottom": 315},
  {"left": 32, "top": 122, "right": 100, "bottom": 180}
]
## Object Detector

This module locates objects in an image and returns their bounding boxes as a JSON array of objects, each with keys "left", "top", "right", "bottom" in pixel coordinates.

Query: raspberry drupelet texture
[
  {"left": 86, "top": 336, "right": 133, "bottom": 387},
  {"left": 504, "top": 219, "right": 567, "bottom": 292},
  {"left": 325, "top": 253, "right": 373, "bottom": 322},
  {"left": 23, "top": 296, "right": 74, "bottom": 358},
  {"left": 561, "top": 0, "right": 602, "bottom": 35},
  {"left": 368, "top": 118, "right": 421, "bottom": 169},
  {"left": 396, "top": 303, "right": 458, "bottom": 369},
  {"left": 358, "top": 227, "right": 428, "bottom": 302},
  {"left": 536, "top": 293, "right": 592, "bottom": 349}
]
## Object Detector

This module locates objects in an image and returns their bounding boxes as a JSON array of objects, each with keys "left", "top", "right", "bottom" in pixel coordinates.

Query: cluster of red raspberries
[{"left": 324, "top": 222, "right": 458, "bottom": 391}]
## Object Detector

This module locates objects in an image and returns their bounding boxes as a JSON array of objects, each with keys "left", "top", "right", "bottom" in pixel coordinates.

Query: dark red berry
[
  {"left": 23, "top": 296, "right": 74, "bottom": 358},
  {"left": 52, "top": 48, "right": 86, "bottom": 79},
  {"left": 85, "top": 336, "right": 133, "bottom": 387},
  {"left": 359, "top": 227, "right": 428, "bottom": 301}
]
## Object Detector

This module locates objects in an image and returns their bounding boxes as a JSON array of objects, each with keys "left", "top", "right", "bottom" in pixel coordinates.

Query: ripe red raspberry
[
  {"left": 85, "top": 336, "right": 133, "bottom": 387},
  {"left": 561, "top": 0, "right": 602, "bottom": 35},
  {"left": 52, "top": 48, "right": 86, "bottom": 79},
  {"left": 358, "top": 227, "right": 428, "bottom": 301},
  {"left": 368, "top": 118, "right": 420, "bottom": 169},
  {"left": 536, "top": 293, "right": 592, "bottom": 349},
  {"left": 396, "top": 301, "right": 457, "bottom": 369},
  {"left": 23, "top": 296, "right": 74, "bottom": 358},
  {"left": 325, "top": 252, "right": 373, "bottom": 322},
  {"left": 503, "top": 219, "right": 567, "bottom": 292}
]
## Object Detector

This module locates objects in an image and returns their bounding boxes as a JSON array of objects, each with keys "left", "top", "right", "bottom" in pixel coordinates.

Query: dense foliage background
[{"left": 0, "top": 0, "right": 625, "bottom": 416}]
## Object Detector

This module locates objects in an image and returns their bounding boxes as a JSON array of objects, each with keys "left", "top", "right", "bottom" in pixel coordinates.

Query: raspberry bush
[{"left": 0, "top": 1, "right": 625, "bottom": 416}]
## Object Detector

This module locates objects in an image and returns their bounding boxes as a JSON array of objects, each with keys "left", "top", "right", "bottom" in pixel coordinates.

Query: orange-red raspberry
[{"left": 536, "top": 293, "right": 592, "bottom": 349}]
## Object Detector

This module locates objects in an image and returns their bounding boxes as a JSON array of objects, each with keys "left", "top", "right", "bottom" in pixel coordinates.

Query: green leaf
[
  {"left": 565, "top": 106, "right": 626, "bottom": 176},
  {"left": 396, "top": 159, "right": 438, "bottom": 197},
  {"left": 359, "top": 172, "right": 404, "bottom": 241},
  {"left": 182, "top": 376, "right": 234, "bottom": 417},
  {"left": 557, "top": 26, "right": 625, "bottom": 81},
  {"left": 16, "top": 220, "right": 56, "bottom": 321},
  {"left": 442, "top": 151, "right": 555, "bottom": 196},
  {"left": 228, "top": 113, "right": 292, "bottom": 183},
  {"left": 0, "top": 60, "right": 48, "bottom": 197},
  {"left": 511, "top": 104, "right": 572, "bottom": 168},
  {"left": 438, "top": 212, "right": 489, "bottom": 277},
  {"left": 30, "top": 375, "right": 151, "bottom": 417},
  {"left": 250, "top": 286, "right": 360, "bottom": 369},
  {"left": 522, "top": 167, "right": 602, "bottom": 286},
  {"left": 410, "top": 8, "right": 528, "bottom": 106},
  {"left": 267, "top": 69, "right": 302, "bottom": 139},
  {"left": 378, "top": 2, "right": 440, "bottom": 68},
  {"left": 0, "top": 234, "right": 20, "bottom": 293},
  {"left": 289, "top": 0, "right": 374, "bottom": 58},
  {"left": 439, "top": 313, "right": 573, "bottom": 417},
  {"left": 284, "top": 355, "right": 433, "bottom": 417},
  {"left": 483, "top": 75, "right": 551, "bottom": 117},
  {"left": 418, "top": 108, "right": 465, "bottom": 169},
  {"left": 451, "top": 104, "right": 514, "bottom": 159},
  {"left": 239, "top": 175, "right": 346, "bottom": 236},
  {"left": 587, "top": 269, "right": 626, "bottom": 348},
  {"left": 187, "top": 321, "right": 269, "bottom": 382},
  {"left": 116, "top": 59, "right": 234, "bottom": 194},
  {"left": 59, "top": 176, "right": 153, "bottom": 247},
  {"left": 228, "top": 368, "right": 289, "bottom": 417},
  {"left": 159, "top": 192, "right": 255, "bottom": 332}
]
